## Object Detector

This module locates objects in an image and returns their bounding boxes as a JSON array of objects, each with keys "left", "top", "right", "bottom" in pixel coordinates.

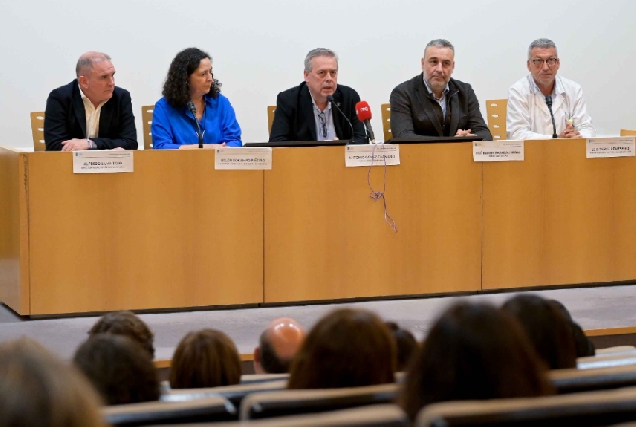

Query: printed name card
[
  {"left": 345, "top": 145, "right": 400, "bottom": 167},
  {"left": 473, "top": 140, "right": 524, "bottom": 162},
  {"left": 586, "top": 137, "right": 635, "bottom": 158},
  {"left": 215, "top": 147, "right": 272, "bottom": 170},
  {"left": 72, "top": 151, "right": 134, "bottom": 174}
]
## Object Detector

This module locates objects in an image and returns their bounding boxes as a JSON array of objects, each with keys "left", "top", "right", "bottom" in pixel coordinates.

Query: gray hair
[
  {"left": 528, "top": 38, "right": 557, "bottom": 59},
  {"left": 75, "top": 52, "right": 112, "bottom": 77},
  {"left": 304, "top": 48, "right": 338, "bottom": 72},
  {"left": 424, "top": 39, "right": 454, "bottom": 57}
]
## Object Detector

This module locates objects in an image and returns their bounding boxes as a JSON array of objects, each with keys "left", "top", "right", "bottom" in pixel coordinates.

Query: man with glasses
[
  {"left": 507, "top": 38, "right": 595, "bottom": 140},
  {"left": 269, "top": 48, "right": 366, "bottom": 143},
  {"left": 390, "top": 39, "right": 492, "bottom": 140}
]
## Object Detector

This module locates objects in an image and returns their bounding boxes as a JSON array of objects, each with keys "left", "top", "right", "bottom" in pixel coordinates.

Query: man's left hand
[
  {"left": 455, "top": 129, "right": 476, "bottom": 137},
  {"left": 61, "top": 138, "right": 90, "bottom": 151}
]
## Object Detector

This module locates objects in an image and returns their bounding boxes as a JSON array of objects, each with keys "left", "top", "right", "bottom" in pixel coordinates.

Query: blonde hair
[{"left": 0, "top": 338, "right": 105, "bottom": 427}]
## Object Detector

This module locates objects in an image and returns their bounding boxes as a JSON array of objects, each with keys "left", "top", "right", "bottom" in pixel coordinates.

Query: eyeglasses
[
  {"left": 530, "top": 57, "right": 558, "bottom": 67},
  {"left": 318, "top": 111, "right": 327, "bottom": 138}
]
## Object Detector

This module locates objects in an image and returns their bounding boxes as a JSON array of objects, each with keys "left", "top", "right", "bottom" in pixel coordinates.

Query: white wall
[{"left": 1, "top": 0, "right": 634, "bottom": 148}]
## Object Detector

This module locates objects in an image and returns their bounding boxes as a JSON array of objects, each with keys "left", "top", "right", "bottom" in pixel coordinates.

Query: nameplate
[
  {"left": 345, "top": 145, "right": 400, "bottom": 167},
  {"left": 586, "top": 137, "right": 635, "bottom": 158},
  {"left": 215, "top": 147, "right": 272, "bottom": 170},
  {"left": 473, "top": 140, "right": 524, "bottom": 162},
  {"left": 72, "top": 151, "right": 133, "bottom": 174}
]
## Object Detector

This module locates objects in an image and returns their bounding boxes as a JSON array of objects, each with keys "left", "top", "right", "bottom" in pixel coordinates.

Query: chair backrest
[
  {"left": 267, "top": 105, "right": 277, "bottom": 135},
  {"left": 30, "top": 111, "right": 46, "bottom": 151},
  {"left": 140, "top": 105, "right": 154, "bottom": 150},
  {"left": 102, "top": 396, "right": 236, "bottom": 426},
  {"left": 551, "top": 364, "right": 636, "bottom": 395},
  {"left": 416, "top": 386, "right": 636, "bottom": 427},
  {"left": 211, "top": 404, "right": 408, "bottom": 427},
  {"left": 380, "top": 103, "right": 392, "bottom": 142},
  {"left": 240, "top": 383, "right": 399, "bottom": 420},
  {"left": 620, "top": 129, "right": 636, "bottom": 136},
  {"left": 240, "top": 373, "right": 290, "bottom": 384},
  {"left": 485, "top": 99, "right": 507, "bottom": 140},
  {"left": 164, "top": 379, "right": 287, "bottom": 408},
  {"left": 578, "top": 352, "right": 636, "bottom": 370},
  {"left": 596, "top": 346, "right": 636, "bottom": 356}
]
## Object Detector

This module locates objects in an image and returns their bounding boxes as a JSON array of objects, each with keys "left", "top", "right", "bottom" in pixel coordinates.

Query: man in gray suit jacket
[{"left": 390, "top": 39, "right": 492, "bottom": 141}]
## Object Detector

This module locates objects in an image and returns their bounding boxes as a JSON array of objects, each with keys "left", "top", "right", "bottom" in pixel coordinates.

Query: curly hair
[
  {"left": 88, "top": 310, "right": 155, "bottom": 359},
  {"left": 162, "top": 47, "right": 222, "bottom": 109}
]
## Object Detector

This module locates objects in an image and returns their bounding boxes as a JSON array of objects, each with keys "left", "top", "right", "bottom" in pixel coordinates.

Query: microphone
[
  {"left": 355, "top": 101, "right": 376, "bottom": 144},
  {"left": 326, "top": 95, "right": 354, "bottom": 144},
  {"left": 545, "top": 95, "right": 558, "bottom": 139},
  {"left": 187, "top": 101, "right": 204, "bottom": 148}
]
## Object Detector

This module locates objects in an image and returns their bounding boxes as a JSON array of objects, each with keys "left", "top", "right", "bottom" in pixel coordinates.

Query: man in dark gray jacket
[{"left": 390, "top": 39, "right": 492, "bottom": 141}]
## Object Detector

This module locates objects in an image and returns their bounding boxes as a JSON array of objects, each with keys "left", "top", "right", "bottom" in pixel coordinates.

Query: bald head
[
  {"left": 76, "top": 51, "right": 112, "bottom": 78},
  {"left": 254, "top": 317, "right": 305, "bottom": 374}
]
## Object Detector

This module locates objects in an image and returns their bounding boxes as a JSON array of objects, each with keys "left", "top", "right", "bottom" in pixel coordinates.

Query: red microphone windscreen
[{"left": 355, "top": 101, "right": 372, "bottom": 121}]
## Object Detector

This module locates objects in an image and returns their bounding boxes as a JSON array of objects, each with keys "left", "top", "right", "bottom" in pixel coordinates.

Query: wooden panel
[
  {"left": 483, "top": 138, "right": 636, "bottom": 289},
  {"left": 484, "top": 99, "right": 507, "bottom": 140},
  {"left": 25, "top": 150, "right": 263, "bottom": 314},
  {"left": 264, "top": 144, "right": 482, "bottom": 302},
  {"left": 0, "top": 147, "right": 29, "bottom": 314}
]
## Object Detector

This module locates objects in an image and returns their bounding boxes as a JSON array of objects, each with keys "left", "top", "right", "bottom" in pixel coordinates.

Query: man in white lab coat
[{"left": 506, "top": 38, "right": 595, "bottom": 140}]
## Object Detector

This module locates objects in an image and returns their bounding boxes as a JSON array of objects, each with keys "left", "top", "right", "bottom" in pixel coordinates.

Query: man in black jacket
[
  {"left": 44, "top": 51, "right": 138, "bottom": 151},
  {"left": 390, "top": 39, "right": 492, "bottom": 141},
  {"left": 269, "top": 48, "right": 366, "bottom": 144}
]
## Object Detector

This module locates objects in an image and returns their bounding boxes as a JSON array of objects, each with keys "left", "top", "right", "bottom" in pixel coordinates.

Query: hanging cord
[{"left": 367, "top": 144, "right": 397, "bottom": 233}]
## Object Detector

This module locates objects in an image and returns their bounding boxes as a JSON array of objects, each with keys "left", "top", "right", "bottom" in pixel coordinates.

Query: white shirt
[
  {"left": 506, "top": 75, "right": 595, "bottom": 140},
  {"left": 79, "top": 84, "right": 108, "bottom": 138}
]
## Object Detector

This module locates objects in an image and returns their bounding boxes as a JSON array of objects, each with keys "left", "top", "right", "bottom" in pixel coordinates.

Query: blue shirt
[{"left": 151, "top": 94, "right": 242, "bottom": 149}]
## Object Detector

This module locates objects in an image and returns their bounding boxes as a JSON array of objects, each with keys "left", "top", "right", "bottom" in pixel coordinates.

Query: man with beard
[
  {"left": 507, "top": 38, "right": 595, "bottom": 140},
  {"left": 269, "top": 48, "right": 366, "bottom": 144},
  {"left": 389, "top": 39, "right": 491, "bottom": 141},
  {"left": 44, "top": 51, "right": 137, "bottom": 151}
]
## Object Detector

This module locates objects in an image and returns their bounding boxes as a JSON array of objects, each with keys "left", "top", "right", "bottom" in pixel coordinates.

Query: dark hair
[
  {"left": 401, "top": 302, "right": 553, "bottom": 421},
  {"left": 288, "top": 308, "right": 395, "bottom": 389},
  {"left": 162, "top": 47, "right": 221, "bottom": 109},
  {"left": 170, "top": 329, "right": 241, "bottom": 389},
  {"left": 88, "top": 310, "right": 155, "bottom": 359},
  {"left": 385, "top": 322, "right": 418, "bottom": 371},
  {"left": 502, "top": 294, "right": 578, "bottom": 369},
  {"left": 550, "top": 299, "right": 595, "bottom": 357},
  {"left": 259, "top": 330, "right": 292, "bottom": 374},
  {"left": 0, "top": 338, "right": 105, "bottom": 427},
  {"left": 73, "top": 335, "right": 160, "bottom": 405}
]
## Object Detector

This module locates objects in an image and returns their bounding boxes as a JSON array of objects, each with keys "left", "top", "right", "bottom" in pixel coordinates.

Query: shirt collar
[
  {"left": 310, "top": 95, "right": 332, "bottom": 113},
  {"left": 423, "top": 75, "right": 450, "bottom": 99},
  {"left": 79, "top": 83, "right": 108, "bottom": 109},
  {"left": 528, "top": 75, "right": 564, "bottom": 97}
]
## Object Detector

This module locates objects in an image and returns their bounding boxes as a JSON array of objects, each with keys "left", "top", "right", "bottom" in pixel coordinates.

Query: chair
[
  {"left": 416, "top": 386, "right": 636, "bottom": 426},
  {"left": 380, "top": 103, "right": 392, "bottom": 142},
  {"left": 30, "top": 111, "right": 46, "bottom": 151},
  {"left": 240, "top": 373, "right": 289, "bottom": 384},
  {"left": 210, "top": 404, "right": 408, "bottom": 427},
  {"left": 140, "top": 105, "right": 154, "bottom": 150},
  {"left": 102, "top": 396, "right": 236, "bottom": 426},
  {"left": 620, "top": 129, "right": 636, "bottom": 136},
  {"left": 485, "top": 99, "right": 507, "bottom": 140},
  {"left": 267, "top": 105, "right": 277, "bottom": 135},
  {"left": 578, "top": 352, "right": 636, "bottom": 370},
  {"left": 163, "top": 379, "right": 287, "bottom": 409},
  {"left": 551, "top": 364, "right": 636, "bottom": 395},
  {"left": 596, "top": 347, "right": 636, "bottom": 356},
  {"left": 240, "top": 383, "right": 399, "bottom": 420}
]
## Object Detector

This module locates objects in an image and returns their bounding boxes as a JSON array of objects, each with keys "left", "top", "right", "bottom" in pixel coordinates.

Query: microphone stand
[
  {"left": 326, "top": 95, "right": 354, "bottom": 144},
  {"left": 545, "top": 95, "right": 558, "bottom": 138}
]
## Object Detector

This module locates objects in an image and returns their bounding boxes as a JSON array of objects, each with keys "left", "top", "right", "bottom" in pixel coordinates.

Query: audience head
[
  {"left": 170, "top": 328, "right": 241, "bottom": 389},
  {"left": 550, "top": 299, "right": 595, "bottom": 357},
  {"left": 88, "top": 310, "right": 155, "bottom": 359},
  {"left": 502, "top": 294, "right": 577, "bottom": 369},
  {"left": 401, "top": 301, "right": 553, "bottom": 420},
  {"left": 527, "top": 38, "right": 560, "bottom": 89},
  {"left": 163, "top": 47, "right": 221, "bottom": 109},
  {"left": 421, "top": 39, "right": 455, "bottom": 97},
  {"left": 303, "top": 48, "right": 339, "bottom": 103},
  {"left": 73, "top": 334, "right": 160, "bottom": 405},
  {"left": 288, "top": 307, "right": 395, "bottom": 389},
  {"left": 0, "top": 338, "right": 105, "bottom": 427},
  {"left": 76, "top": 51, "right": 115, "bottom": 106},
  {"left": 385, "top": 321, "right": 418, "bottom": 371},
  {"left": 254, "top": 317, "right": 306, "bottom": 374}
]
